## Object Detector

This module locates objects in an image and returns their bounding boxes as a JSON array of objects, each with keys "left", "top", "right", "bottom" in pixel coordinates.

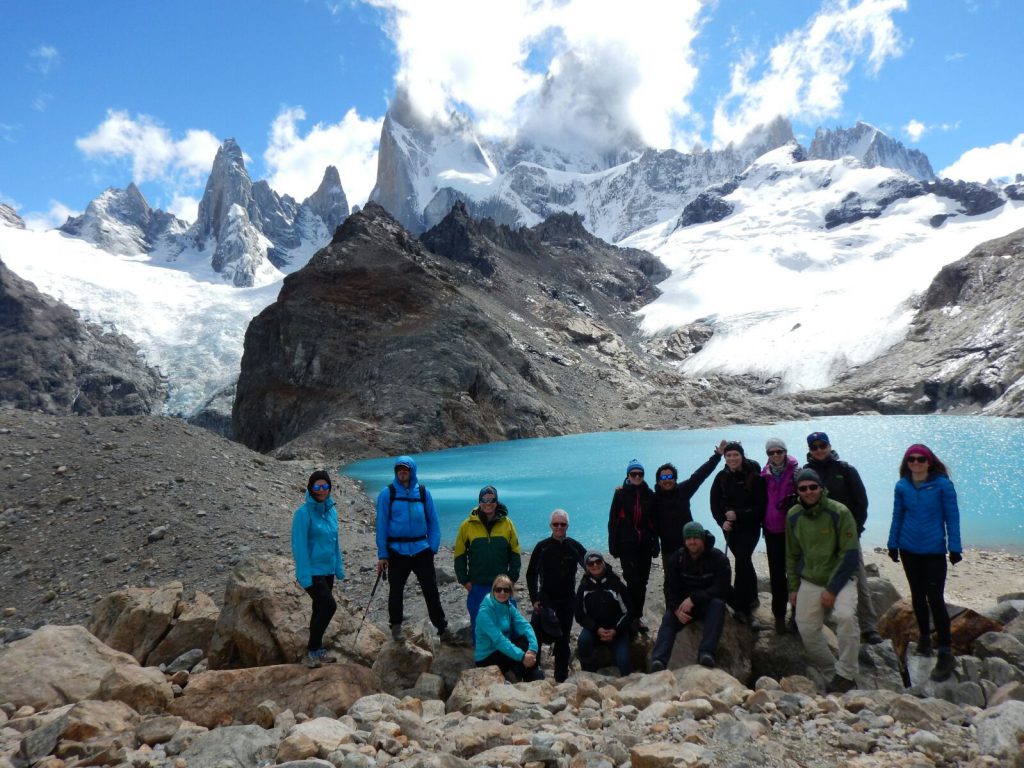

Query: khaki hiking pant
[{"left": 795, "top": 577, "right": 859, "bottom": 681}]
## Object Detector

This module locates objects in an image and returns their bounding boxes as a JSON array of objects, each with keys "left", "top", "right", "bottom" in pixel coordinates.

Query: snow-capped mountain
[
  {"left": 809, "top": 122, "right": 935, "bottom": 181},
  {"left": 192, "top": 139, "right": 350, "bottom": 286},
  {"left": 59, "top": 138, "right": 350, "bottom": 288},
  {"left": 59, "top": 183, "right": 189, "bottom": 257},
  {"left": 627, "top": 142, "right": 1024, "bottom": 392},
  {"left": 1, "top": 204, "right": 26, "bottom": 230},
  {"left": 370, "top": 96, "right": 796, "bottom": 243}
]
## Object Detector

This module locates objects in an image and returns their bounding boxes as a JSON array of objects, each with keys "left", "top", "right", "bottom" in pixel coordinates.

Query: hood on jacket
[
  {"left": 303, "top": 489, "right": 336, "bottom": 512},
  {"left": 472, "top": 502, "right": 510, "bottom": 522},
  {"left": 392, "top": 454, "right": 419, "bottom": 490}
]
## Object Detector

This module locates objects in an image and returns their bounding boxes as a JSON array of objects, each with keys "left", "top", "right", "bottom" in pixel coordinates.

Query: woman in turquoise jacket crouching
[{"left": 474, "top": 574, "right": 543, "bottom": 682}]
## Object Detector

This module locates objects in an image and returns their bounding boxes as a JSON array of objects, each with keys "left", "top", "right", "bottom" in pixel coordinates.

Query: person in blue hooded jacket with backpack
[
  {"left": 292, "top": 470, "right": 345, "bottom": 668},
  {"left": 376, "top": 456, "right": 450, "bottom": 641}
]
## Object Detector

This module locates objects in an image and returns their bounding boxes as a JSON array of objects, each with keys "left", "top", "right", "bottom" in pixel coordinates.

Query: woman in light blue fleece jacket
[
  {"left": 292, "top": 469, "right": 345, "bottom": 668},
  {"left": 474, "top": 574, "right": 542, "bottom": 682}
]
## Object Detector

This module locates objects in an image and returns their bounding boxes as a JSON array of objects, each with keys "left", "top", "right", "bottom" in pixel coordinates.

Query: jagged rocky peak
[
  {"left": 195, "top": 138, "right": 253, "bottom": 248},
  {"left": 809, "top": 122, "right": 935, "bottom": 180},
  {"left": 59, "top": 183, "right": 187, "bottom": 256},
  {"left": 303, "top": 165, "right": 349, "bottom": 237},
  {"left": 0, "top": 203, "right": 25, "bottom": 229}
]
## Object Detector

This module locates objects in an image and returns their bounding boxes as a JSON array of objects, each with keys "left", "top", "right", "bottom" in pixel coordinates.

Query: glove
[
  {"left": 949, "top": 552, "right": 962, "bottom": 565},
  {"left": 888, "top": 548, "right": 899, "bottom": 563}
]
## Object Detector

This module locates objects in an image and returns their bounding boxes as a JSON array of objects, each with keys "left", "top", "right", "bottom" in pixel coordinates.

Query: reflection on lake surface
[{"left": 342, "top": 415, "right": 1024, "bottom": 553}]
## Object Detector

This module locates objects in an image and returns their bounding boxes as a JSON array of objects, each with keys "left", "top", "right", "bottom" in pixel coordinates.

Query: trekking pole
[{"left": 354, "top": 568, "right": 386, "bottom": 643}]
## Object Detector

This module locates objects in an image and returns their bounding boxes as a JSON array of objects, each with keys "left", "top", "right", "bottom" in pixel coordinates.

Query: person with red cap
[{"left": 888, "top": 443, "right": 962, "bottom": 682}]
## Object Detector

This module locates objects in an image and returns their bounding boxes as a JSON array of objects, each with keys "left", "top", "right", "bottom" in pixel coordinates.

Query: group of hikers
[{"left": 291, "top": 432, "right": 962, "bottom": 694}]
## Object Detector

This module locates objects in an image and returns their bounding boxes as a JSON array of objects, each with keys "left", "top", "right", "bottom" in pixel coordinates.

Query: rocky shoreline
[{"left": 4, "top": 408, "right": 1024, "bottom": 765}]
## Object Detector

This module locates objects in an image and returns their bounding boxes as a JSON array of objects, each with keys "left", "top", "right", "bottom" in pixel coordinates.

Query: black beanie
[
  {"left": 307, "top": 470, "right": 332, "bottom": 493},
  {"left": 723, "top": 441, "right": 744, "bottom": 456}
]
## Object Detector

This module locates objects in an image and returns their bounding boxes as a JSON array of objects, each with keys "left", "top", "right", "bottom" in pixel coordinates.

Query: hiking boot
[
  {"left": 774, "top": 617, "right": 788, "bottom": 635},
  {"left": 733, "top": 611, "right": 750, "bottom": 625},
  {"left": 787, "top": 615, "right": 799, "bottom": 635},
  {"left": 632, "top": 618, "right": 649, "bottom": 634},
  {"left": 698, "top": 652, "right": 716, "bottom": 668},
  {"left": 915, "top": 637, "right": 933, "bottom": 656},
  {"left": 649, "top": 659, "right": 666, "bottom": 673},
  {"left": 826, "top": 674, "right": 856, "bottom": 694},
  {"left": 438, "top": 625, "right": 455, "bottom": 643},
  {"left": 930, "top": 649, "right": 955, "bottom": 682},
  {"left": 390, "top": 624, "right": 402, "bottom": 641},
  {"left": 861, "top": 630, "right": 883, "bottom": 645},
  {"left": 749, "top": 617, "right": 763, "bottom": 632},
  {"left": 302, "top": 651, "right": 322, "bottom": 669},
  {"left": 314, "top": 648, "right": 337, "bottom": 664}
]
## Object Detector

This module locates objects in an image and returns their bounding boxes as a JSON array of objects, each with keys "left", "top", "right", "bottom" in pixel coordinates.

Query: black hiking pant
[
  {"left": 305, "top": 575, "right": 336, "bottom": 651},
  {"left": 387, "top": 547, "right": 448, "bottom": 631},
  {"left": 764, "top": 530, "right": 789, "bottom": 620},
  {"left": 900, "top": 550, "right": 951, "bottom": 648},
  {"left": 619, "top": 549, "right": 653, "bottom": 619},
  {"left": 726, "top": 524, "right": 760, "bottom": 615}
]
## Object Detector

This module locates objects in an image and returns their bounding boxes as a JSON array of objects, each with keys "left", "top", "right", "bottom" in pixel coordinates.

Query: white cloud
[
  {"left": 22, "top": 200, "right": 76, "bottom": 231},
  {"left": 367, "top": 0, "right": 705, "bottom": 150},
  {"left": 31, "top": 92, "right": 53, "bottom": 112},
  {"left": 712, "top": 0, "right": 907, "bottom": 147},
  {"left": 28, "top": 45, "right": 59, "bottom": 75},
  {"left": 940, "top": 134, "right": 1024, "bottom": 183},
  {"left": 167, "top": 194, "right": 201, "bottom": 224},
  {"left": 76, "top": 110, "right": 220, "bottom": 186},
  {"left": 903, "top": 119, "right": 926, "bottom": 142},
  {"left": 944, "top": 51, "right": 966, "bottom": 62},
  {"left": 264, "top": 106, "right": 383, "bottom": 207}
]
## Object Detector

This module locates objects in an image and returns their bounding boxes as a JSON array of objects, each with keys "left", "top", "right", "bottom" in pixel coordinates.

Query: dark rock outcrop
[
  {"left": 924, "top": 179, "right": 1006, "bottom": 217},
  {"left": 233, "top": 203, "right": 791, "bottom": 458},
  {"left": 674, "top": 190, "right": 735, "bottom": 229},
  {"left": 0, "top": 257, "right": 166, "bottom": 415},
  {"left": 800, "top": 227, "right": 1024, "bottom": 415},
  {"left": 823, "top": 178, "right": 925, "bottom": 229}
]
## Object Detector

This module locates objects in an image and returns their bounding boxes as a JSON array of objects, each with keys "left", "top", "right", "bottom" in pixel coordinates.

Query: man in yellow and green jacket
[{"left": 454, "top": 485, "right": 521, "bottom": 628}]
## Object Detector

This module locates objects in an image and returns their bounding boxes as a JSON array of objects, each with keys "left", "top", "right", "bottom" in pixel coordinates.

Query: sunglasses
[
  {"left": 628, "top": 471, "right": 644, "bottom": 478},
  {"left": 311, "top": 483, "right": 331, "bottom": 491},
  {"left": 797, "top": 484, "right": 820, "bottom": 492},
  {"left": 586, "top": 558, "right": 604, "bottom": 566},
  {"left": 551, "top": 522, "right": 568, "bottom": 527},
  {"left": 480, "top": 498, "right": 497, "bottom": 504},
  {"left": 493, "top": 586, "right": 512, "bottom": 594},
  {"left": 809, "top": 443, "right": 829, "bottom": 450},
  {"left": 906, "top": 455, "right": 929, "bottom": 464},
  {"left": 658, "top": 474, "right": 675, "bottom": 481},
  {"left": 767, "top": 449, "right": 785, "bottom": 456}
]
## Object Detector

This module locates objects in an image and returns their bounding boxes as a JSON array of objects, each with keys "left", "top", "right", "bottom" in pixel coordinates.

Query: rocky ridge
[
  {"left": 798, "top": 227, "right": 1024, "bottom": 415},
  {"left": 0, "top": 257, "right": 166, "bottom": 416},
  {"left": 231, "top": 202, "right": 803, "bottom": 459},
  {"left": 59, "top": 184, "right": 189, "bottom": 258}
]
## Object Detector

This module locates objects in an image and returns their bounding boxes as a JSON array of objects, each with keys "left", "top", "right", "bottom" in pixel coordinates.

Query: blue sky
[{"left": 3, "top": 0, "right": 1022, "bottom": 230}]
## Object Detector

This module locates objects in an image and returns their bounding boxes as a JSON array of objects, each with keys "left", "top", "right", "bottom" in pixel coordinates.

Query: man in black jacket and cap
[
  {"left": 649, "top": 521, "right": 731, "bottom": 671},
  {"left": 526, "top": 509, "right": 586, "bottom": 682}
]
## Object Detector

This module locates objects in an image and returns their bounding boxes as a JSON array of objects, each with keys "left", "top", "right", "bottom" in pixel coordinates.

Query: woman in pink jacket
[{"left": 760, "top": 438, "right": 799, "bottom": 634}]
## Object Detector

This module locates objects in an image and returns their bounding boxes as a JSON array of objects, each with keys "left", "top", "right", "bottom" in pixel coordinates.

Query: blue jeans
[
  {"left": 651, "top": 597, "right": 726, "bottom": 666},
  {"left": 577, "top": 627, "right": 632, "bottom": 676}
]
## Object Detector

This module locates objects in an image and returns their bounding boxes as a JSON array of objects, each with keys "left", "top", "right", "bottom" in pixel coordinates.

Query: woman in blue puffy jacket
[
  {"left": 887, "top": 444, "right": 961, "bottom": 681},
  {"left": 292, "top": 470, "right": 345, "bottom": 668},
  {"left": 474, "top": 574, "right": 543, "bottom": 682}
]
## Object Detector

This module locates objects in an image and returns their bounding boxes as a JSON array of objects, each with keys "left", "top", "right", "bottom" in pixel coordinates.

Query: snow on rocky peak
[
  {"left": 628, "top": 142, "right": 1024, "bottom": 392},
  {"left": 809, "top": 122, "right": 935, "bottom": 181},
  {"left": 59, "top": 183, "right": 188, "bottom": 257},
  {"left": 0, "top": 204, "right": 26, "bottom": 229},
  {"left": 370, "top": 100, "right": 797, "bottom": 243}
]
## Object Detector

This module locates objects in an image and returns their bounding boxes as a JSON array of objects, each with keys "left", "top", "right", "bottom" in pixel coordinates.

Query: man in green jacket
[{"left": 786, "top": 468, "right": 861, "bottom": 694}]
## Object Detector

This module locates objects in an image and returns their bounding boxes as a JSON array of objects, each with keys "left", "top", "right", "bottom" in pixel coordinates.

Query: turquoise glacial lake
[{"left": 342, "top": 416, "right": 1024, "bottom": 553}]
